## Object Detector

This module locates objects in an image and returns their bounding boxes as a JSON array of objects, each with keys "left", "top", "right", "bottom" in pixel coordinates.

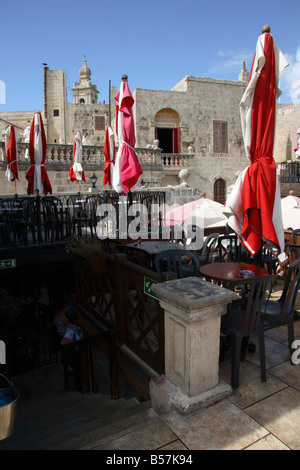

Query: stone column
[{"left": 150, "top": 277, "right": 238, "bottom": 415}]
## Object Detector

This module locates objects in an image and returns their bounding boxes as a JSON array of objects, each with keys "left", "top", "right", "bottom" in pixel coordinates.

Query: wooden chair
[{"left": 286, "top": 244, "right": 300, "bottom": 263}]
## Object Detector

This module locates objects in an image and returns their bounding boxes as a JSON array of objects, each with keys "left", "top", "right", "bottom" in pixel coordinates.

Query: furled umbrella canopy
[
  {"left": 112, "top": 75, "right": 143, "bottom": 194},
  {"left": 69, "top": 131, "right": 86, "bottom": 183},
  {"left": 26, "top": 112, "right": 52, "bottom": 195},
  {"left": 224, "top": 26, "right": 289, "bottom": 255},
  {"left": 4, "top": 125, "right": 19, "bottom": 183},
  {"left": 103, "top": 126, "right": 115, "bottom": 188}
]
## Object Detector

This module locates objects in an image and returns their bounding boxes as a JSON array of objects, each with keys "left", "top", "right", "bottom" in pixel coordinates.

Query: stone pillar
[{"left": 150, "top": 277, "right": 238, "bottom": 415}]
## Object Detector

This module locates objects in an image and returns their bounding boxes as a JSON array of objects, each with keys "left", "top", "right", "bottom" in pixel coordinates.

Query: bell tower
[{"left": 72, "top": 57, "right": 99, "bottom": 104}]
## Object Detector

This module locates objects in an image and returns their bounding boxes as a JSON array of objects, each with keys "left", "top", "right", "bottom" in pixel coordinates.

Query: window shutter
[
  {"left": 95, "top": 116, "right": 105, "bottom": 131},
  {"left": 213, "top": 121, "right": 228, "bottom": 153}
]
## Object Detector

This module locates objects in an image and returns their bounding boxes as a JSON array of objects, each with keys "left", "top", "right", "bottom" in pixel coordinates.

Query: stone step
[
  {"left": 11, "top": 395, "right": 137, "bottom": 437},
  {"left": 0, "top": 364, "right": 157, "bottom": 450},
  {"left": 56, "top": 405, "right": 158, "bottom": 451},
  {"left": 0, "top": 394, "right": 156, "bottom": 450}
]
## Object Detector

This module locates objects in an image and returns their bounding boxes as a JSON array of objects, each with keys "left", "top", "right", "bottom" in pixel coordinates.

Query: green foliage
[
  {"left": 65, "top": 236, "right": 102, "bottom": 259},
  {"left": 0, "top": 288, "right": 21, "bottom": 318}
]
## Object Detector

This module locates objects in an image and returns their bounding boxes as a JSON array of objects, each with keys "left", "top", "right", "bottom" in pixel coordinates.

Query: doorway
[
  {"left": 156, "top": 128, "right": 173, "bottom": 153},
  {"left": 154, "top": 108, "right": 181, "bottom": 154}
]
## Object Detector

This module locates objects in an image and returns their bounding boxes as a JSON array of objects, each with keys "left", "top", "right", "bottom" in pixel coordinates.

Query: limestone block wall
[
  {"left": 133, "top": 77, "right": 249, "bottom": 198},
  {"left": 0, "top": 166, "right": 99, "bottom": 197},
  {"left": 65, "top": 102, "right": 109, "bottom": 146},
  {"left": 0, "top": 110, "right": 41, "bottom": 138},
  {"left": 274, "top": 103, "right": 300, "bottom": 162},
  {"left": 45, "top": 69, "right": 67, "bottom": 144}
]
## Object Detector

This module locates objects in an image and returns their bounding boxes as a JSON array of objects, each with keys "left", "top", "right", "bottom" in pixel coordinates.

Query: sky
[{"left": 0, "top": 0, "right": 299, "bottom": 112}]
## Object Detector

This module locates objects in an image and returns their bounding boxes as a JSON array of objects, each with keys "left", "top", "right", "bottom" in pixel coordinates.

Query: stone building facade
[{"left": 0, "top": 59, "right": 300, "bottom": 199}]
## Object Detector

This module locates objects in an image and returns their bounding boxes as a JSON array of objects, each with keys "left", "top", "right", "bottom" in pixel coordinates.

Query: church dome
[{"left": 79, "top": 58, "right": 91, "bottom": 79}]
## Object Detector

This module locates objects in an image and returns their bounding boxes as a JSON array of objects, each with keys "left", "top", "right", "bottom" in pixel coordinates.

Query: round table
[{"left": 199, "top": 262, "right": 267, "bottom": 284}]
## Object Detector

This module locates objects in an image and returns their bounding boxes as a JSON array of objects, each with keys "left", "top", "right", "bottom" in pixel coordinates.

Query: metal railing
[
  {"left": 0, "top": 191, "right": 166, "bottom": 248},
  {"left": 280, "top": 161, "right": 300, "bottom": 183}
]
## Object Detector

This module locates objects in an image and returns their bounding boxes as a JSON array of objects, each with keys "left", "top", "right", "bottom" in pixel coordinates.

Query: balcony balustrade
[
  {"left": 279, "top": 161, "right": 300, "bottom": 183},
  {"left": 0, "top": 142, "right": 193, "bottom": 171}
]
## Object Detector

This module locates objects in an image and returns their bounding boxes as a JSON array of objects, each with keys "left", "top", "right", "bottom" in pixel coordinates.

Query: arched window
[
  {"left": 214, "top": 178, "right": 226, "bottom": 204},
  {"left": 154, "top": 108, "right": 181, "bottom": 154}
]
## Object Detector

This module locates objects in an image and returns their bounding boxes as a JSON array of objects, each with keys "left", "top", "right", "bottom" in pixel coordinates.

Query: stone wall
[
  {"left": 133, "top": 76, "right": 249, "bottom": 197},
  {"left": 274, "top": 103, "right": 300, "bottom": 162},
  {"left": 1, "top": 68, "right": 300, "bottom": 201},
  {"left": 0, "top": 165, "right": 99, "bottom": 197}
]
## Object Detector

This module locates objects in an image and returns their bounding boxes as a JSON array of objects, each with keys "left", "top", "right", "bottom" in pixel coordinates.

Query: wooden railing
[
  {"left": 62, "top": 329, "right": 119, "bottom": 399},
  {"left": 73, "top": 250, "right": 177, "bottom": 395}
]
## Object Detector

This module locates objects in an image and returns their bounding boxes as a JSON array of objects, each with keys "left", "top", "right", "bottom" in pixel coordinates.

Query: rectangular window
[
  {"left": 95, "top": 116, "right": 105, "bottom": 131},
  {"left": 213, "top": 121, "right": 228, "bottom": 153},
  {"left": 53, "top": 109, "right": 59, "bottom": 117}
]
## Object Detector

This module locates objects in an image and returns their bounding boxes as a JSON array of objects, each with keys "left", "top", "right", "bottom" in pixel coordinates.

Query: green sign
[
  {"left": 144, "top": 277, "right": 159, "bottom": 300},
  {"left": 0, "top": 259, "right": 16, "bottom": 270}
]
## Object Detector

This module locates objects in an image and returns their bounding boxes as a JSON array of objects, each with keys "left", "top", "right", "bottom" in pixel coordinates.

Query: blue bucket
[{"left": 0, "top": 377, "right": 19, "bottom": 440}]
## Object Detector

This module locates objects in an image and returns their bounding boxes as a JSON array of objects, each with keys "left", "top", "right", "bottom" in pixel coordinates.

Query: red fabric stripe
[
  {"left": 241, "top": 34, "right": 279, "bottom": 253},
  {"left": 7, "top": 126, "right": 18, "bottom": 181}
]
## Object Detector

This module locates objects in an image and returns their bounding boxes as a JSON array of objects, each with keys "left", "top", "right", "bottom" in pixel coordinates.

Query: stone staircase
[{"left": 0, "top": 363, "right": 159, "bottom": 450}]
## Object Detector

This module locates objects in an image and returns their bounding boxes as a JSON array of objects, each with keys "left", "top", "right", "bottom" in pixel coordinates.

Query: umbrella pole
[
  {"left": 36, "top": 190, "right": 42, "bottom": 243},
  {"left": 108, "top": 81, "right": 112, "bottom": 197},
  {"left": 108, "top": 80, "right": 111, "bottom": 126},
  {"left": 14, "top": 180, "right": 17, "bottom": 196}
]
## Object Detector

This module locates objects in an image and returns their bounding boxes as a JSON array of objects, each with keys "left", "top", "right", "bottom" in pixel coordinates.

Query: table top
[
  {"left": 127, "top": 240, "right": 184, "bottom": 255},
  {"left": 199, "top": 262, "right": 267, "bottom": 283}
]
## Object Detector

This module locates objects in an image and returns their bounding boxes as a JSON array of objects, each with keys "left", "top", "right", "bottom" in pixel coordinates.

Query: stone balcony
[
  {"left": 0, "top": 142, "right": 194, "bottom": 173},
  {"left": 0, "top": 141, "right": 194, "bottom": 194}
]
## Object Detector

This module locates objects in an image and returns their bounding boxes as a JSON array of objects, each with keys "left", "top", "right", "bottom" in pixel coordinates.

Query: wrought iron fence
[
  {"left": 280, "top": 161, "right": 300, "bottom": 183},
  {"left": 0, "top": 191, "right": 166, "bottom": 248}
]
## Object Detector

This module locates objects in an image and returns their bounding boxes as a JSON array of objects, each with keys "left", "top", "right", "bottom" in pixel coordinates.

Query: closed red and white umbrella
[
  {"left": 69, "top": 131, "right": 86, "bottom": 186},
  {"left": 4, "top": 125, "right": 19, "bottom": 184},
  {"left": 224, "top": 26, "right": 289, "bottom": 255},
  {"left": 26, "top": 112, "right": 52, "bottom": 195},
  {"left": 103, "top": 126, "right": 115, "bottom": 188},
  {"left": 112, "top": 75, "right": 143, "bottom": 194}
]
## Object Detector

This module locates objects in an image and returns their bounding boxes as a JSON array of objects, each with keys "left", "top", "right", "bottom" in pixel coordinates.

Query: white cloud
[
  {"left": 207, "top": 49, "right": 253, "bottom": 78},
  {"left": 280, "top": 47, "right": 300, "bottom": 103}
]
